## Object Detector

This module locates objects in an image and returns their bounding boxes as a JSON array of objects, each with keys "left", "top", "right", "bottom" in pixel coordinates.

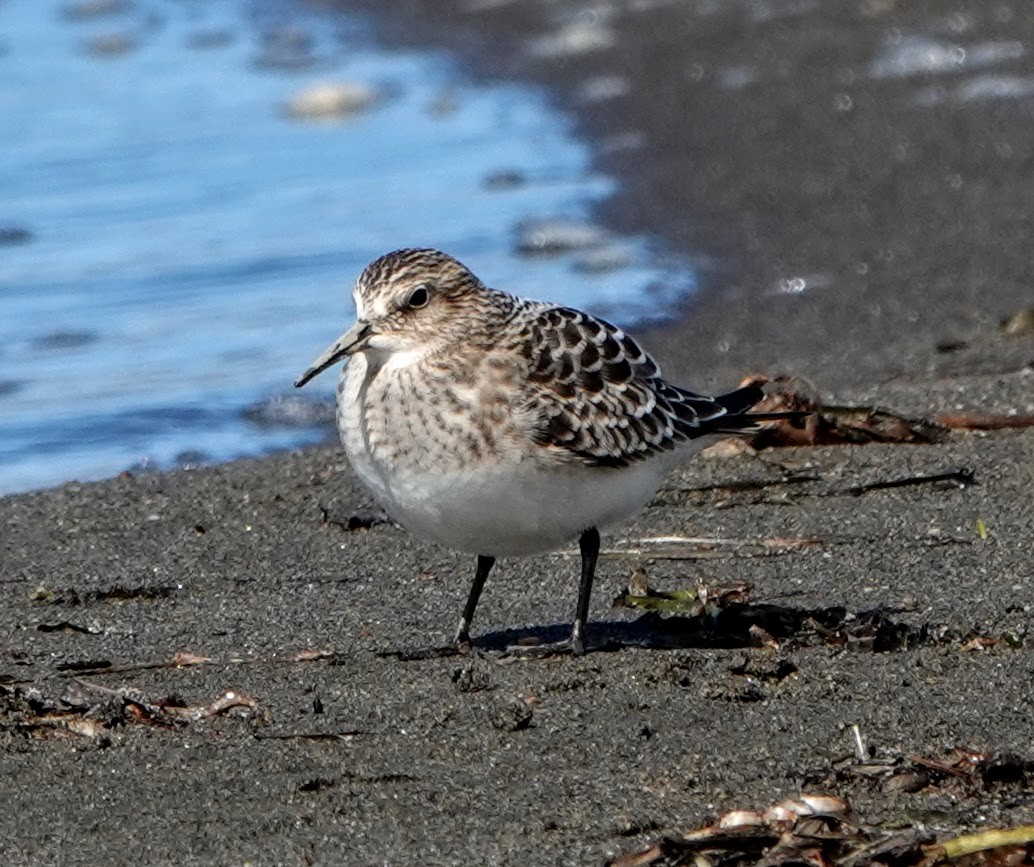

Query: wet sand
[{"left": 3, "top": 0, "right": 1034, "bottom": 864}]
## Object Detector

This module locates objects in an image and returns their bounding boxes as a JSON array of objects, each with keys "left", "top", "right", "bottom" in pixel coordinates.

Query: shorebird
[{"left": 297, "top": 248, "right": 795, "bottom": 654}]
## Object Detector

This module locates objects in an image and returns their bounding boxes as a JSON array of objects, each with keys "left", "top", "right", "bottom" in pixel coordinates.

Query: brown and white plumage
[
  {"left": 296, "top": 248, "right": 795, "bottom": 654},
  {"left": 513, "top": 304, "right": 771, "bottom": 468}
]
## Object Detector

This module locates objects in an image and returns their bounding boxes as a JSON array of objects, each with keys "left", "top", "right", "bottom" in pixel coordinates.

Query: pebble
[{"left": 284, "top": 82, "right": 379, "bottom": 121}]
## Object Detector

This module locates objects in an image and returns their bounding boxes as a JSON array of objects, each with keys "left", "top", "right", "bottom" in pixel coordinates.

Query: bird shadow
[
  {"left": 481, "top": 602, "right": 849, "bottom": 654},
  {"left": 380, "top": 602, "right": 935, "bottom": 660}
]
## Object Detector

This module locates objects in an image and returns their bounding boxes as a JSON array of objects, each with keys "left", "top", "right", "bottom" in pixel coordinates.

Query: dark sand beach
[{"left": 3, "top": 1, "right": 1034, "bottom": 864}]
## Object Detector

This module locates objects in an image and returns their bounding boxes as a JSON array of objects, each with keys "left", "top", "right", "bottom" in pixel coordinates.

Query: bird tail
[{"left": 708, "top": 384, "right": 809, "bottom": 434}]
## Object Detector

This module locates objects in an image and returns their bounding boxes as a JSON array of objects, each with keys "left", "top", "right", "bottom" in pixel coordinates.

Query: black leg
[
  {"left": 454, "top": 555, "right": 495, "bottom": 648},
  {"left": 570, "top": 528, "right": 600, "bottom": 656}
]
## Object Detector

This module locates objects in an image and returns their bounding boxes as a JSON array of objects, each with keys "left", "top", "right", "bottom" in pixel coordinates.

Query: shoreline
[{"left": 343, "top": 0, "right": 1034, "bottom": 397}]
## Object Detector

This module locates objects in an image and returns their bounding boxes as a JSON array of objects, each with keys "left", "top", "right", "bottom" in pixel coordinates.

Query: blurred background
[
  {"left": 3, "top": 0, "right": 1032, "bottom": 495},
  {"left": 0, "top": 0, "right": 692, "bottom": 495}
]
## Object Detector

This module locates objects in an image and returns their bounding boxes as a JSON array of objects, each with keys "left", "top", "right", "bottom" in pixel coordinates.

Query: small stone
[
  {"left": 571, "top": 244, "right": 633, "bottom": 273},
  {"left": 61, "top": 0, "right": 129, "bottom": 20},
  {"left": 578, "top": 75, "right": 629, "bottom": 103},
  {"left": 526, "top": 19, "right": 615, "bottom": 59},
  {"left": 175, "top": 450, "right": 209, "bottom": 470},
  {"left": 700, "top": 437, "right": 756, "bottom": 460},
  {"left": 186, "top": 30, "right": 233, "bottom": 51},
  {"left": 1001, "top": 307, "right": 1034, "bottom": 337},
  {"left": 515, "top": 218, "right": 611, "bottom": 256},
  {"left": 490, "top": 698, "right": 533, "bottom": 731},
  {"left": 243, "top": 394, "right": 335, "bottom": 428},
  {"left": 452, "top": 665, "right": 493, "bottom": 693},
  {"left": 483, "top": 170, "right": 526, "bottom": 191},
  {"left": 255, "top": 27, "right": 316, "bottom": 70},
  {"left": 284, "top": 82, "right": 378, "bottom": 121},
  {"left": 0, "top": 225, "right": 32, "bottom": 245},
  {"left": 32, "top": 330, "right": 98, "bottom": 351},
  {"left": 84, "top": 33, "right": 136, "bottom": 57},
  {"left": 885, "top": 770, "right": 930, "bottom": 793}
]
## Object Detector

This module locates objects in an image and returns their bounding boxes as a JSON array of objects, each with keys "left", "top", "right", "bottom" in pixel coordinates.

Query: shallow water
[{"left": 0, "top": 0, "right": 694, "bottom": 495}]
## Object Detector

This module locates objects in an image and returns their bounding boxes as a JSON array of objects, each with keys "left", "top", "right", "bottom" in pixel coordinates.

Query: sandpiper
[{"left": 297, "top": 248, "right": 795, "bottom": 654}]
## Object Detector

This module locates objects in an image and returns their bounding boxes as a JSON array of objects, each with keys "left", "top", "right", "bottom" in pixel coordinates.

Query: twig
[
  {"left": 935, "top": 824, "right": 1034, "bottom": 859},
  {"left": 254, "top": 730, "right": 361, "bottom": 741},
  {"left": 848, "top": 468, "right": 975, "bottom": 495},
  {"left": 54, "top": 649, "right": 337, "bottom": 677},
  {"left": 936, "top": 413, "right": 1034, "bottom": 430},
  {"left": 670, "top": 475, "right": 820, "bottom": 495}
]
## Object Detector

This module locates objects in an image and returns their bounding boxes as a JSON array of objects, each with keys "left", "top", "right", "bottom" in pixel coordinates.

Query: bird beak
[{"left": 294, "top": 319, "right": 372, "bottom": 387}]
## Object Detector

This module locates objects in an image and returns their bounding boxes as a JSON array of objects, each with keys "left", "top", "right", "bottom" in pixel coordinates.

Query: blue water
[{"left": 0, "top": 0, "right": 695, "bottom": 495}]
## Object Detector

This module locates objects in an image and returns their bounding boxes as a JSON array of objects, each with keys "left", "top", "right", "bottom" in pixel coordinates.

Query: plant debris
[
  {"left": 602, "top": 535, "right": 823, "bottom": 562},
  {"left": 744, "top": 377, "right": 1034, "bottom": 447},
  {"left": 610, "top": 791, "right": 1034, "bottom": 867},
  {"left": 615, "top": 575, "right": 753, "bottom": 617},
  {"left": 847, "top": 467, "right": 976, "bottom": 495},
  {"left": 612, "top": 574, "right": 1021, "bottom": 652},
  {"left": 745, "top": 380, "right": 948, "bottom": 446},
  {"left": 826, "top": 746, "right": 1034, "bottom": 798},
  {"left": 668, "top": 468, "right": 977, "bottom": 506},
  {"left": 0, "top": 680, "right": 266, "bottom": 740},
  {"left": 36, "top": 621, "right": 101, "bottom": 635},
  {"left": 933, "top": 413, "right": 1034, "bottom": 431}
]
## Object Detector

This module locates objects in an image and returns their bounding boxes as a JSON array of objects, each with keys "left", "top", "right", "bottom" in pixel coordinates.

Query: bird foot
[{"left": 503, "top": 636, "right": 585, "bottom": 658}]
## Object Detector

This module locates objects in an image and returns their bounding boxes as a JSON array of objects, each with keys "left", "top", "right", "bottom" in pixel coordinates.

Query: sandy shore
[{"left": 3, "top": 0, "right": 1034, "bottom": 864}]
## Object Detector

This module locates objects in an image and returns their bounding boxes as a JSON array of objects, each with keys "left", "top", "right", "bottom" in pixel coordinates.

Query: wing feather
[{"left": 516, "top": 306, "right": 763, "bottom": 467}]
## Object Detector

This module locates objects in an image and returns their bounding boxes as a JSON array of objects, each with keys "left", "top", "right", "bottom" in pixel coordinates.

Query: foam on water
[{"left": 0, "top": 0, "right": 696, "bottom": 495}]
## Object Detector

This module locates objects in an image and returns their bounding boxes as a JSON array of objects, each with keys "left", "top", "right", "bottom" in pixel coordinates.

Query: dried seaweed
[
  {"left": 611, "top": 575, "right": 1020, "bottom": 653},
  {"left": 610, "top": 791, "right": 1034, "bottom": 867},
  {"left": 743, "top": 377, "right": 1034, "bottom": 448},
  {"left": 0, "top": 679, "right": 266, "bottom": 740}
]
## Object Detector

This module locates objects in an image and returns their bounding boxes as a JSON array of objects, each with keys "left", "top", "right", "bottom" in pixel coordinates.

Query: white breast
[{"left": 336, "top": 351, "right": 689, "bottom": 557}]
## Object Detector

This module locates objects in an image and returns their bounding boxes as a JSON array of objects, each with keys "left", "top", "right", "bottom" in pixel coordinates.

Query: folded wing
[{"left": 517, "top": 306, "right": 767, "bottom": 468}]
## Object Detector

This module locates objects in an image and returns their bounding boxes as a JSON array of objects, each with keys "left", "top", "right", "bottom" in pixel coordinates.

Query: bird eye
[{"left": 406, "top": 285, "right": 430, "bottom": 309}]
